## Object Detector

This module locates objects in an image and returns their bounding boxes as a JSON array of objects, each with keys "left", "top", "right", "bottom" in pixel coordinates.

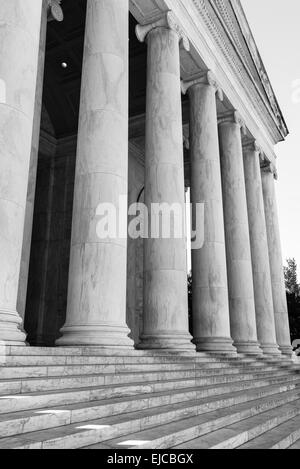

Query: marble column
[
  {"left": 219, "top": 111, "right": 261, "bottom": 355},
  {"left": 261, "top": 162, "right": 293, "bottom": 356},
  {"left": 243, "top": 142, "right": 280, "bottom": 355},
  {"left": 181, "top": 72, "right": 234, "bottom": 353},
  {"left": 57, "top": 0, "right": 133, "bottom": 347},
  {"left": 17, "top": 0, "right": 64, "bottom": 321},
  {"left": 0, "top": 0, "right": 43, "bottom": 345},
  {"left": 135, "top": 12, "right": 194, "bottom": 351}
]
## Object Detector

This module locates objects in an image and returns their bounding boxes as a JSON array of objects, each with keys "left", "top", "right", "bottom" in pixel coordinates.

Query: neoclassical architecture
[
  {"left": 1, "top": 0, "right": 300, "bottom": 452},
  {"left": 0, "top": 0, "right": 292, "bottom": 356}
]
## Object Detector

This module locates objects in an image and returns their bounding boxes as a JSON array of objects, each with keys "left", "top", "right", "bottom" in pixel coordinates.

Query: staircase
[{"left": 0, "top": 347, "right": 299, "bottom": 449}]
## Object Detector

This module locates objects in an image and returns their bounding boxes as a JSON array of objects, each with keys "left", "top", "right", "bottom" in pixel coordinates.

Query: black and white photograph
[{"left": 0, "top": 0, "right": 299, "bottom": 453}]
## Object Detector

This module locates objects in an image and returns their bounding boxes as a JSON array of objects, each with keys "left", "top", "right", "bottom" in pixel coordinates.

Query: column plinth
[
  {"left": 0, "top": 0, "right": 43, "bottom": 345},
  {"left": 243, "top": 142, "right": 280, "bottom": 355},
  {"left": 136, "top": 13, "right": 194, "bottom": 352},
  {"left": 219, "top": 112, "right": 262, "bottom": 355},
  {"left": 261, "top": 162, "right": 293, "bottom": 356},
  {"left": 182, "top": 72, "right": 235, "bottom": 354},
  {"left": 57, "top": 0, "right": 133, "bottom": 348}
]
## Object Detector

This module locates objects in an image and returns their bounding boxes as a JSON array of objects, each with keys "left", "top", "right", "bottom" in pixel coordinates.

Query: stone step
[
  {"left": 0, "top": 362, "right": 281, "bottom": 380},
  {"left": 4, "top": 346, "right": 268, "bottom": 365},
  {"left": 256, "top": 355, "right": 293, "bottom": 362},
  {"left": 6, "top": 347, "right": 240, "bottom": 359},
  {"left": 0, "top": 355, "right": 197, "bottom": 367},
  {"left": 1, "top": 352, "right": 261, "bottom": 366},
  {"left": 84, "top": 393, "right": 300, "bottom": 450},
  {"left": 0, "top": 373, "right": 298, "bottom": 416},
  {"left": 0, "top": 368, "right": 295, "bottom": 396},
  {"left": 0, "top": 354, "right": 269, "bottom": 369},
  {"left": 0, "top": 381, "right": 295, "bottom": 439},
  {"left": 238, "top": 415, "right": 300, "bottom": 449},
  {"left": 172, "top": 401, "right": 300, "bottom": 449},
  {"left": 1, "top": 354, "right": 222, "bottom": 366},
  {"left": 260, "top": 359, "right": 296, "bottom": 369},
  {"left": 0, "top": 363, "right": 196, "bottom": 379},
  {"left": 2, "top": 346, "right": 192, "bottom": 357},
  {"left": 0, "top": 390, "right": 299, "bottom": 449}
]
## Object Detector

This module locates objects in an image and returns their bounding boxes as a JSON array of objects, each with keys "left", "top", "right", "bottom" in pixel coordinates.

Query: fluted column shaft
[
  {"left": 136, "top": 13, "right": 194, "bottom": 351},
  {"left": 219, "top": 112, "right": 261, "bottom": 355},
  {"left": 243, "top": 143, "right": 280, "bottom": 355},
  {"left": 0, "top": 0, "right": 43, "bottom": 345},
  {"left": 261, "top": 164, "right": 293, "bottom": 356},
  {"left": 57, "top": 0, "right": 133, "bottom": 347},
  {"left": 182, "top": 73, "right": 234, "bottom": 353},
  {"left": 17, "top": 0, "right": 64, "bottom": 320}
]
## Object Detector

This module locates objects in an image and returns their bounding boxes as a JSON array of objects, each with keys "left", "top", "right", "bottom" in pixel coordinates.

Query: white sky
[{"left": 241, "top": 0, "right": 300, "bottom": 274}]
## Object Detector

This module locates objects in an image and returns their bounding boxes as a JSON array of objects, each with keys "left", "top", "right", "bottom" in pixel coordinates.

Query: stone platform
[{"left": 0, "top": 347, "right": 299, "bottom": 449}]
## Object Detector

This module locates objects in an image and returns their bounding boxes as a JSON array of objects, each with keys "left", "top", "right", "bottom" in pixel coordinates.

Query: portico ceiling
[
  {"left": 43, "top": 0, "right": 288, "bottom": 164},
  {"left": 43, "top": 0, "right": 149, "bottom": 138}
]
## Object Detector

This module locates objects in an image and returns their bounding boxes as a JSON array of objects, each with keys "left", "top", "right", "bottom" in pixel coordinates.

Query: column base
[
  {"left": 279, "top": 345, "right": 294, "bottom": 357},
  {"left": 56, "top": 324, "right": 134, "bottom": 348},
  {"left": 0, "top": 309, "right": 26, "bottom": 345},
  {"left": 259, "top": 343, "right": 282, "bottom": 355},
  {"left": 193, "top": 337, "right": 236, "bottom": 354},
  {"left": 233, "top": 341, "right": 263, "bottom": 355},
  {"left": 137, "top": 332, "right": 196, "bottom": 353}
]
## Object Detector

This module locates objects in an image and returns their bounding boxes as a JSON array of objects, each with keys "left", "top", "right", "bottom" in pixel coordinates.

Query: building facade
[{"left": 0, "top": 0, "right": 292, "bottom": 357}]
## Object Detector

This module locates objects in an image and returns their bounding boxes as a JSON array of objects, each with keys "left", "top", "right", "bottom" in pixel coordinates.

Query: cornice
[
  {"left": 230, "top": 0, "right": 288, "bottom": 137},
  {"left": 189, "top": 0, "right": 287, "bottom": 141}
]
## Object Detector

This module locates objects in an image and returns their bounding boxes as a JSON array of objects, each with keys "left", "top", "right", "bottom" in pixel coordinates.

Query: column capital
[
  {"left": 47, "top": 0, "right": 64, "bottom": 23},
  {"left": 181, "top": 71, "right": 223, "bottom": 101},
  {"left": 261, "top": 160, "right": 278, "bottom": 180},
  {"left": 243, "top": 139, "right": 262, "bottom": 156},
  {"left": 218, "top": 110, "right": 247, "bottom": 135},
  {"left": 135, "top": 11, "right": 190, "bottom": 51}
]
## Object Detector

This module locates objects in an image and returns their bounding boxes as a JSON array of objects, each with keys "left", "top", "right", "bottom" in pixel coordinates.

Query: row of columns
[
  {"left": 182, "top": 72, "right": 291, "bottom": 356},
  {"left": 0, "top": 1, "right": 292, "bottom": 356}
]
